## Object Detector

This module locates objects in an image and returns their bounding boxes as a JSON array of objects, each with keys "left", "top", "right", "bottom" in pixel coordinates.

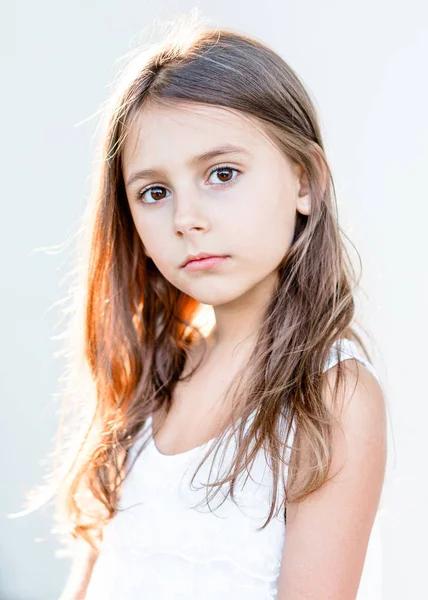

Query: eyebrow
[{"left": 125, "top": 144, "right": 251, "bottom": 187}]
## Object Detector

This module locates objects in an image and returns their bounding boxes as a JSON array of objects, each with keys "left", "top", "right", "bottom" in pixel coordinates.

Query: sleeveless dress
[{"left": 85, "top": 339, "right": 384, "bottom": 600}]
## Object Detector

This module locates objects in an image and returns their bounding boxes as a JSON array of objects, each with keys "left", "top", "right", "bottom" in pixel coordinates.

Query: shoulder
[
  {"left": 278, "top": 358, "right": 387, "bottom": 598},
  {"left": 324, "top": 355, "right": 386, "bottom": 444},
  {"left": 322, "top": 338, "right": 386, "bottom": 436},
  {"left": 319, "top": 354, "right": 388, "bottom": 495},
  {"left": 291, "top": 355, "right": 387, "bottom": 492}
]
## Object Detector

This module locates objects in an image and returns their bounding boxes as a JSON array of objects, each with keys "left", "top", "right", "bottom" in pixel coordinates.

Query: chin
[{"left": 181, "top": 284, "right": 251, "bottom": 307}]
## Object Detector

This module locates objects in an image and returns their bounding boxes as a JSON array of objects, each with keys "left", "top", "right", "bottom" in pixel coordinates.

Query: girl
[{"left": 46, "top": 15, "right": 386, "bottom": 600}]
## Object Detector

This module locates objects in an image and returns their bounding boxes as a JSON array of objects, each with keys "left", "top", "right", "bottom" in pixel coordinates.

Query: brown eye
[
  {"left": 217, "top": 168, "right": 233, "bottom": 181},
  {"left": 138, "top": 186, "right": 170, "bottom": 205},
  {"left": 208, "top": 166, "right": 240, "bottom": 185}
]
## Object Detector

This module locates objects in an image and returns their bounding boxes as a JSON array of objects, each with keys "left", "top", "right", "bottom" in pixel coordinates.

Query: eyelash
[{"left": 136, "top": 164, "right": 241, "bottom": 205}]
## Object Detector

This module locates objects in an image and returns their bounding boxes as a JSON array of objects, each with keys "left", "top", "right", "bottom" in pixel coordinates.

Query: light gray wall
[{"left": 3, "top": 1, "right": 427, "bottom": 598}]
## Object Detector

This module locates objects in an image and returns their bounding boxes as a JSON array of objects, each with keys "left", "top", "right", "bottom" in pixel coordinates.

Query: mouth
[
  {"left": 181, "top": 255, "right": 230, "bottom": 271},
  {"left": 181, "top": 252, "right": 226, "bottom": 267}
]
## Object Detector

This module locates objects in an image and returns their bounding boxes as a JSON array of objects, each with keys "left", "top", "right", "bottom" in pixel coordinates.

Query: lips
[
  {"left": 181, "top": 252, "right": 227, "bottom": 268},
  {"left": 181, "top": 255, "right": 230, "bottom": 271}
]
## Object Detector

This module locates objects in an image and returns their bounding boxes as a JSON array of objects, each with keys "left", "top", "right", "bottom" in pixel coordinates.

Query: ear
[
  {"left": 295, "top": 145, "right": 329, "bottom": 216},
  {"left": 295, "top": 164, "right": 311, "bottom": 216}
]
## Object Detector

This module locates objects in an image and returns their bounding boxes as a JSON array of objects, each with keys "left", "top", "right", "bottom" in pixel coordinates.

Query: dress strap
[{"left": 324, "top": 338, "right": 382, "bottom": 387}]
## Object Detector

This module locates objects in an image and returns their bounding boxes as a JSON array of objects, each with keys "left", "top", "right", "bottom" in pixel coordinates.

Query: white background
[{"left": 2, "top": 1, "right": 427, "bottom": 598}]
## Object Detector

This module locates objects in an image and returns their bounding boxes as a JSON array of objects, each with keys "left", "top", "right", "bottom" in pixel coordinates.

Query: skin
[{"left": 123, "top": 100, "right": 311, "bottom": 354}]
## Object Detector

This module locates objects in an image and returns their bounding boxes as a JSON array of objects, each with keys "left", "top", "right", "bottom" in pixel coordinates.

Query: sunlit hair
[{"left": 17, "top": 12, "right": 374, "bottom": 555}]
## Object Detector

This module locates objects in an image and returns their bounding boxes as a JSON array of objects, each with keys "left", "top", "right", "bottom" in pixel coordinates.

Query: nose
[{"left": 173, "top": 188, "right": 210, "bottom": 236}]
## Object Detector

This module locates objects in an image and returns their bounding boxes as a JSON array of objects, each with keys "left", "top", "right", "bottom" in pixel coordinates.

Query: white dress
[{"left": 85, "top": 339, "right": 384, "bottom": 599}]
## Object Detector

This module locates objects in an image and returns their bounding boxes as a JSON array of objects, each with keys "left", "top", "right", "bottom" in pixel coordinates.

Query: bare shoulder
[
  {"left": 326, "top": 355, "right": 385, "bottom": 411},
  {"left": 277, "top": 359, "right": 387, "bottom": 600}
]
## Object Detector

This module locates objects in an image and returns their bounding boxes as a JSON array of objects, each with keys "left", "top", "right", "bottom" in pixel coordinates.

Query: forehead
[{"left": 122, "top": 101, "right": 273, "bottom": 166}]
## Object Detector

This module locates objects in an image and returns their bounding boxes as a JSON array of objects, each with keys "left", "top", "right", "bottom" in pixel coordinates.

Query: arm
[
  {"left": 58, "top": 539, "right": 100, "bottom": 600},
  {"left": 277, "top": 359, "right": 387, "bottom": 600}
]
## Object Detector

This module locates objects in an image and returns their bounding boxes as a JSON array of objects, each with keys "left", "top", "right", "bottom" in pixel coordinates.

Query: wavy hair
[{"left": 18, "top": 14, "right": 373, "bottom": 555}]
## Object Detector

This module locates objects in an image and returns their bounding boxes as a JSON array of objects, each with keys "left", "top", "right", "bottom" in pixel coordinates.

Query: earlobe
[
  {"left": 295, "top": 145, "right": 329, "bottom": 216},
  {"left": 297, "top": 195, "right": 311, "bottom": 216},
  {"left": 296, "top": 165, "right": 311, "bottom": 216}
]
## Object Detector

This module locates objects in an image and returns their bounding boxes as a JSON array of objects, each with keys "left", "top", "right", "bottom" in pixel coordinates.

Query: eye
[
  {"left": 136, "top": 164, "right": 241, "bottom": 205},
  {"left": 137, "top": 186, "right": 171, "bottom": 205},
  {"left": 208, "top": 165, "right": 240, "bottom": 185}
]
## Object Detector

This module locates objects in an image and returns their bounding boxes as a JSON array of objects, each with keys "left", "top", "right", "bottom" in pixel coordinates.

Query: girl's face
[{"left": 123, "top": 101, "right": 310, "bottom": 307}]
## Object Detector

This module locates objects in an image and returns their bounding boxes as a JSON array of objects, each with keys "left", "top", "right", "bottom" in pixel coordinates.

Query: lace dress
[{"left": 85, "top": 339, "right": 384, "bottom": 599}]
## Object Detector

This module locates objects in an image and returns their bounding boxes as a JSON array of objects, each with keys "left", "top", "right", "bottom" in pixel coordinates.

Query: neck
[{"left": 208, "top": 270, "right": 277, "bottom": 357}]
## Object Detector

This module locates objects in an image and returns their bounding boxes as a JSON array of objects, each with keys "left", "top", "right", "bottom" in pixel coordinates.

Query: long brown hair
[{"left": 17, "top": 13, "right": 373, "bottom": 556}]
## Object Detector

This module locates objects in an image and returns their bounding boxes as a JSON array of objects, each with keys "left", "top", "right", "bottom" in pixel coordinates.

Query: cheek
[
  {"left": 132, "top": 215, "right": 166, "bottom": 262},
  {"left": 271, "top": 201, "right": 297, "bottom": 253},
  {"left": 230, "top": 190, "right": 296, "bottom": 261}
]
